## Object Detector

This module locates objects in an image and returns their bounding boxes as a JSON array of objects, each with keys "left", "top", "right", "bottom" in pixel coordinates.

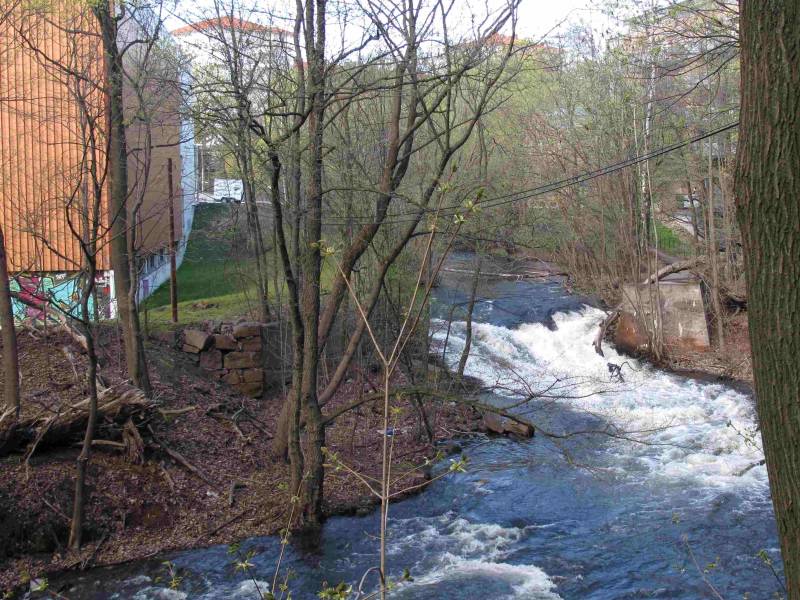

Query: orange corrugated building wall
[
  {"left": 0, "top": 5, "right": 111, "bottom": 272},
  {"left": 0, "top": 2, "right": 183, "bottom": 276}
]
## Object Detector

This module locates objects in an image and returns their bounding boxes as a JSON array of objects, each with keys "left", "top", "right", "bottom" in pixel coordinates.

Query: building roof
[{"left": 171, "top": 17, "right": 288, "bottom": 37}]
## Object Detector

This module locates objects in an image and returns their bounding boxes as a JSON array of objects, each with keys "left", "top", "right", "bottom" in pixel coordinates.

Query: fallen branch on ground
[
  {"left": 147, "top": 425, "right": 219, "bottom": 490},
  {"left": 197, "top": 507, "right": 253, "bottom": 541},
  {"left": 158, "top": 406, "right": 197, "bottom": 417},
  {"left": 0, "top": 384, "right": 152, "bottom": 457}
]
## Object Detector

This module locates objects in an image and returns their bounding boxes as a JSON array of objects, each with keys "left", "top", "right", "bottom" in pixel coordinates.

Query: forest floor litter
[{"left": 0, "top": 328, "right": 478, "bottom": 593}]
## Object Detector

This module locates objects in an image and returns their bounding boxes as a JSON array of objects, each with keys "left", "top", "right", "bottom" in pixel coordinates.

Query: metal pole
[{"left": 168, "top": 158, "right": 178, "bottom": 323}]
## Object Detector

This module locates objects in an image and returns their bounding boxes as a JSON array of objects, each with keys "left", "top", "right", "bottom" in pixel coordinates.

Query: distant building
[
  {"left": 171, "top": 17, "right": 289, "bottom": 68},
  {"left": 0, "top": 4, "right": 196, "bottom": 319},
  {"left": 171, "top": 17, "right": 290, "bottom": 197}
]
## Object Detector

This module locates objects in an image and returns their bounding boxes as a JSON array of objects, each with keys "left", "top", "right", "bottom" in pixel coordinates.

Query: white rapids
[
  {"left": 431, "top": 305, "right": 768, "bottom": 491},
  {"left": 386, "top": 514, "right": 560, "bottom": 599},
  {"left": 49, "top": 302, "right": 775, "bottom": 600}
]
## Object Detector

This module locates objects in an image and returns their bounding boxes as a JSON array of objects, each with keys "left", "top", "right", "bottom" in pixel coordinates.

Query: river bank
[
  {"left": 657, "top": 310, "right": 753, "bottom": 385},
  {"left": 0, "top": 328, "right": 479, "bottom": 596},
  {"left": 1, "top": 252, "right": 770, "bottom": 598}
]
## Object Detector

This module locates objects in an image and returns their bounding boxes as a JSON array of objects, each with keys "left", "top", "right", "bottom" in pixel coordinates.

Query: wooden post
[{"left": 168, "top": 158, "right": 178, "bottom": 323}]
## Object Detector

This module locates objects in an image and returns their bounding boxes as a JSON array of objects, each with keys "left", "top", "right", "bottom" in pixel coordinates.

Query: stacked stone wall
[{"left": 177, "top": 321, "right": 285, "bottom": 397}]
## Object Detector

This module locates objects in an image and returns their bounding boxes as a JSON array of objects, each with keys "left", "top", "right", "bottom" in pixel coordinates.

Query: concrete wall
[{"left": 617, "top": 281, "right": 710, "bottom": 352}]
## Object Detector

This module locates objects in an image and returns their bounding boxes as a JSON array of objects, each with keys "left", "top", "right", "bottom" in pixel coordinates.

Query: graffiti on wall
[{"left": 10, "top": 272, "right": 113, "bottom": 322}]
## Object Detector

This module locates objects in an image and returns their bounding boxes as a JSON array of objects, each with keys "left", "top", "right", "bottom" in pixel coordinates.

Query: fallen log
[
  {"left": 0, "top": 384, "right": 152, "bottom": 457},
  {"left": 641, "top": 256, "right": 707, "bottom": 285}
]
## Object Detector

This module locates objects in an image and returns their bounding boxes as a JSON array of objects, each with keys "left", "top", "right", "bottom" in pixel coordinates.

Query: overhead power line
[{"left": 317, "top": 121, "right": 739, "bottom": 227}]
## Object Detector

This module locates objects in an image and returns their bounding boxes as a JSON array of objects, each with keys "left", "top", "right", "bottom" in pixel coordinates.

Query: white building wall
[{"left": 136, "top": 61, "right": 198, "bottom": 303}]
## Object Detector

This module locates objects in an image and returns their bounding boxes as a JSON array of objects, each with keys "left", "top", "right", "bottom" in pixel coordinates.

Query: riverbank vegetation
[
  {"left": 0, "top": 0, "right": 798, "bottom": 597},
  {"left": 0, "top": 322, "right": 479, "bottom": 591}
]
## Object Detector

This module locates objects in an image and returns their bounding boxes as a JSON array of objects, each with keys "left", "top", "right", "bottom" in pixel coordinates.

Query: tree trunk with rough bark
[
  {"left": 297, "top": 0, "right": 327, "bottom": 526},
  {"left": 95, "top": 3, "right": 150, "bottom": 395},
  {"left": 707, "top": 138, "right": 725, "bottom": 349},
  {"left": 457, "top": 257, "right": 481, "bottom": 379},
  {"left": 735, "top": 2, "right": 800, "bottom": 595},
  {"left": 68, "top": 269, "right": 99, "bottom": 550},
  {"left": 685, "top": 178, "right": 702, "bottom": 248},
  {"left": 268, "top": 147, "right": 305, "bottom": 503},
  {"left": 0, "top": 226, "right": 19, "bottom": 418},
  {"left": 269, "top": 5, "right": 306, "bottom": 488}
]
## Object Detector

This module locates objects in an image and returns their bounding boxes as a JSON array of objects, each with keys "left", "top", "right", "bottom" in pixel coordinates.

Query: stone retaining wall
[{"left": 178, "top": 321, "right": 286, "bottom": 397}]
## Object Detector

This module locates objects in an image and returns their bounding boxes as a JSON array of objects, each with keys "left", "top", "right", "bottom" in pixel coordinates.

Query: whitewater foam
[
  {"left": 405, "top": 554, "right": 561, "bottom": 599},
  {"left": 131, "top": 588, "right": 187, "bottom": 600},
  {"left": 432, "top": 305, "right": 768, "bottom": 491},
  {"left": 387, "top": 513, "right": 560, "bottom": 599}
]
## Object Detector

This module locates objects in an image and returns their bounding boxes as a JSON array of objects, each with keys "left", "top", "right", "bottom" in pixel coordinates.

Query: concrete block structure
[{"left": 617, "top": 281, "right": 711, "bottom": 353}]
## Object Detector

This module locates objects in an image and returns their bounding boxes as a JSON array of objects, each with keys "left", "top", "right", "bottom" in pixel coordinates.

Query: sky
[{"left": 512, "top": 0, "right": 604, "bottom": 39}]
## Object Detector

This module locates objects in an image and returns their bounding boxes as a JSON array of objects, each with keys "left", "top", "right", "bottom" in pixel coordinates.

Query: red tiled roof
[
  {"left": 171, "top": 17, "right": 288, "bottom": 37},
  {"left": 485, "top": 33, "right": 515, "bottom": 46}
]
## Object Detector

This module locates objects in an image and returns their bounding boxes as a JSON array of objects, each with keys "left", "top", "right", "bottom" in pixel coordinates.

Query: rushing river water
[{"left": 44, "top": 255, "right": 783, "bottom": 599}]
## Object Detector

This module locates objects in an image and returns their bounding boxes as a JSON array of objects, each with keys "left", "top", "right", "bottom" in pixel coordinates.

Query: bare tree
[
  {"left": 9, "top": 1, "right": 114, "bottom": 550},
  {"left": 172, "top": 0, "right": 518, "bottom": 526},
  {"left": 275, "top": 0, "right": 520, "bottom": 524},
  {"left": 181, "top": 0, "right": 285, "bottom": 323},
  {"left": 6, "top": 0, "right": 174, "bottom": 547},
  {"left": 93, "top": 0, "right": 152, "bottom": 395}
]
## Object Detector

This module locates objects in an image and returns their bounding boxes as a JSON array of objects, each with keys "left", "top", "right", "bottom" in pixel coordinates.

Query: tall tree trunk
[
  {"left": 270, "top": 4, "right": 306, "bottom": 475},
  {"left": 267, "top": 149, "right": 305, "bottom": 499},
  {"left": 735, "top": 2, "right": 800, "bottom": 595},
  {"left": 685, "top": 177, "right": 702, "bottom": 249},
  {"left": 0, "top": 226, "right": 19, "bottom": 418},
  {"left": 718, "top": 139, "right": 736, "bottom": 281},
  {"left": 297, "top": 0, "right": 327, "bottom": 526},
  {"left": 68, "top": 270, "right": 99, "bottom": 549},
  {"left": 707, "top": 138, "right": 725, "bottom": 349},
  {"left": 457, "top": 257, "right": 481, "bottom": 379},
  {"left": 95, "top": 3, "right": 150, "bottom": 395}
]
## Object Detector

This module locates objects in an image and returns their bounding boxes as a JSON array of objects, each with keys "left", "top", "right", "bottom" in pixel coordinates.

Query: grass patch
[
  {"left": 144, "top": 204, "right": 260, "bottom": 328},
  {"left": 143, "top": 203, "right": 337, "bottom": 329},
  {"left": 655, "top": 222, "right": 692, "bottom": 258}
]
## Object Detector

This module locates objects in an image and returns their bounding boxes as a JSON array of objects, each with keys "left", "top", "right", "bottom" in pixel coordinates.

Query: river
[{"left": 43, "top": 254, "right": 783, "bottom": 599}]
